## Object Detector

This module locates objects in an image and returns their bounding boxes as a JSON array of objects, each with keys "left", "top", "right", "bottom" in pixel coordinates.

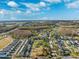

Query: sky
[{"left": 0, "top": 0, "right": 79, "bottom": 20}]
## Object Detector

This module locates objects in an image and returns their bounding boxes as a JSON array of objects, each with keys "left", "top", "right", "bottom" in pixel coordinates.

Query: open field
[{"left": 0, "top": 36, "right": 13, "bottom": 50}]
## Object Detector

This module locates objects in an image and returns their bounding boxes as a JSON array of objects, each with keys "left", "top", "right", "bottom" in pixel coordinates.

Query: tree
[{"left": 11, "top": 29, "right": 32, "bottom": 39}]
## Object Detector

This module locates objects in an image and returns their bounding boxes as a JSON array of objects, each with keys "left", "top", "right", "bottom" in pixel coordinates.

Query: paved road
[
  {"left": 13, "top": 39, "right": 34, "bottom": 57},
  {"left": 0, "top": 39, "right": 21, "bottom": 57},
  {"left": 62, "top": 56, "right": 79, "bottom": 59},
  {"left": 13, "top": 40, "right": 27, "bottom": 56}
]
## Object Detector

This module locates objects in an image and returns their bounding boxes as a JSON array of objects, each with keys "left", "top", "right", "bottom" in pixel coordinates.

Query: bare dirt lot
[{"left": 0, "top": 36, "right": 13, "bottom": 51}]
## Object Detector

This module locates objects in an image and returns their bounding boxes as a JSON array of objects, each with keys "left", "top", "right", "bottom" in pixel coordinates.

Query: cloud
[
  {"left": 22, "top": 3, "right": 40, "bottom": 11},
  {"left": 44, "top": 0, "right": 61, "bottom": 3},
  {"left": 0, "top": 9, "right": 9, "bottom": 14},
  {"left": 63, "top": 0, "right": 71, "bottom": 3},
  {"left": 26, "top": 10, "right": 32, "bottom": 14},
  {"left": 0, "top": 10, "right": 4, "bottom": 14},
  {"left": 7, "top": 1, "right": 18, "bottom": 7},
  {"left": 39, "top": 2, "right": 46, "bottom": 7},
  {"left": 66, "top": 1, "right": 79, "bottom": 9},
  {"left": 22, "top": 1, "right": 47, "bottom": 11},
  {"left": 16, "top": 10, "right": 22, "bottom": 13}
]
